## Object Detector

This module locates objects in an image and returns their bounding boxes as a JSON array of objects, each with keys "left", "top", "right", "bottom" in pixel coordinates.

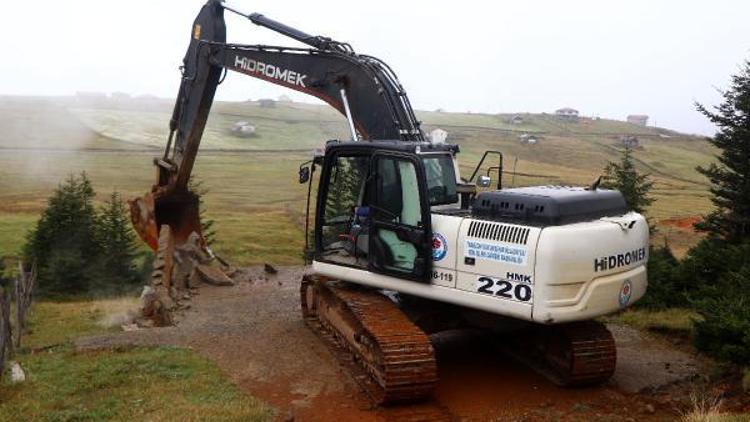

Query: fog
[{"left": 2, "top": 0, "right": 748, "bottom": 135}]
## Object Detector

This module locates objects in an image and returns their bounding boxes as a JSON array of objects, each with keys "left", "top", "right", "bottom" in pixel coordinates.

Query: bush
[
  {"left": 686, "top": 240, "right": 750, "bottom": 365},
  {"left": 637, "top": 244, "right": 683, "bottom": 309}
]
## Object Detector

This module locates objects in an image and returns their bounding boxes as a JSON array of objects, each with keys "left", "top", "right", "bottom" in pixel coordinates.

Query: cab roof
[{"left": 324, "top": 140, "right": 459, "bottom": 155}]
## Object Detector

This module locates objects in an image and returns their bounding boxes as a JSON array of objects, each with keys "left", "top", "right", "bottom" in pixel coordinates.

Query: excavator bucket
[{"left": 129, "top": 189, "right": 204, "bottom": 252}]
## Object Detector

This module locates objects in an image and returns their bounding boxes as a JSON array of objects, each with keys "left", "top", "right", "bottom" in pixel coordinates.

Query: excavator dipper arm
[{"left": 130, "top": 0, "right": 423, "bottom": 251}]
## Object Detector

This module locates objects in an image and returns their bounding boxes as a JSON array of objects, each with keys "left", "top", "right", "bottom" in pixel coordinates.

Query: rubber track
[
  {"left": 504, "top": 320, "right": 616, "bottom": 387},
  {"left": 301, "top": 276, "right": 438, "bottom": 405},
  {"left": 555, "top": 321, "right": 617, "bottom": 386}
]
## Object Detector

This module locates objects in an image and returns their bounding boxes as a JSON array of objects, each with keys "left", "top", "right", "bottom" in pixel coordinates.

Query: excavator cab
[{"left": 309, "top": 141, "right": 460, "bottom": 282}]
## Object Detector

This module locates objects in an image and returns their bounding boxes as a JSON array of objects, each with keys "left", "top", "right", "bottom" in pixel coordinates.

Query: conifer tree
[
  {"left": 23, "top": 173, "right": 99, "bottom": 294},
  {"left": 695, "top": 60, "right": 750, "bottom": 242},
  {"left": 94, "top": 191, "right": 140, "bottom": 289},
  {"left": 601, "top": 147, "right": 654, "bottom": 215}
]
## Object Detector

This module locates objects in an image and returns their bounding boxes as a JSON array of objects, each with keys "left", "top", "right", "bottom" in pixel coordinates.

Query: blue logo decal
[{"left": 432, "top": 233, "right": 448, "bottom": 261}]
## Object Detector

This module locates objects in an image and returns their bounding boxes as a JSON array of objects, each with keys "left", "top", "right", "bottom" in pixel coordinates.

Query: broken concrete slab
[{"left": 194, "top": 265, "right": 235, "bottom": 286}]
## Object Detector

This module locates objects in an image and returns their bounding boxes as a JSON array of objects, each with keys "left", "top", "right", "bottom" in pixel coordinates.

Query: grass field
[
  {"left": 0, "top": 299, "right": 271, "bottom": 421},
  {"left": 0, "top": 95, "right": 716, "bottom": 264}
]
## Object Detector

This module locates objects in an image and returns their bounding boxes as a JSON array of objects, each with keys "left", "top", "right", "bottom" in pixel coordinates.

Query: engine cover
[{"left": 472, "top": 186, "right": 628, "bottom": 226}]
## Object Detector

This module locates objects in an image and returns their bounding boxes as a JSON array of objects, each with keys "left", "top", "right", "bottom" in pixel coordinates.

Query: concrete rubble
[{"left": 137, "top": 231, "right": 235, "bottom": 328}]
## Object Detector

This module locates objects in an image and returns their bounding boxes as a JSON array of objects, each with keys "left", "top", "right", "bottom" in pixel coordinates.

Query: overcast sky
[{"left": 3, "top": 1, "right": 748, "bottom": 135}]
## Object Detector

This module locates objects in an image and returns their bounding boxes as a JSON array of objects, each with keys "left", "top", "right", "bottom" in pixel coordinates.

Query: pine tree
[
  {"left": 601, "top": 147, "right": 654, "bottom": 215},
  {"left": 93, "top": 191, "right": 141, "bottom": 290},
  {"left": 23, "top": 173, "right": 99, "bottom": 294},
  {"left": 695, "top": 60, "right": 750, "bottom": 242}
]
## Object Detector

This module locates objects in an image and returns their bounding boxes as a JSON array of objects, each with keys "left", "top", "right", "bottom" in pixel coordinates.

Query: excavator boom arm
[
  {"left": 131, "top": 0, "right": 423, "bottom": 251},
  {"left": 170, "top": 0, "right": 423, "bottom": 190}
]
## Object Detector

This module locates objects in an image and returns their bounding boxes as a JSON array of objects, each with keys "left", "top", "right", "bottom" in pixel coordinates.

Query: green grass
[
  {"left": 0, "top": 214, "right": 35, "bottom": 258},
  {"left": 0, "top": 346, "right": 271, "bottom": 422},
  {"left": 0, "top": 299, "right": 272, "bottom": 421},
  {"left": 18, "top": 299, "right": 134, "bottom": 351},
  {"left": 606, "top": 308, "right": 701, "bottom": 335}
]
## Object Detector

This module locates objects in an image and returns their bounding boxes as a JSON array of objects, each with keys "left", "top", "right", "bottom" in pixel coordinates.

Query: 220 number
[{"left": 477, "top": 276, "right": 533, "bottom": 302}]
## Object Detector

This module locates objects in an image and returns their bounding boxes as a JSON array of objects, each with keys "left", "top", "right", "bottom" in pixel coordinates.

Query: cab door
[{"left": 367, "top": 152, "right": 432, "bottom": 282}]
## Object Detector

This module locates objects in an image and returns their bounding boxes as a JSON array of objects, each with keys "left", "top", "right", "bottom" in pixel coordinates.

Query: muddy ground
[{"left": 77, "top": 266, "right": 721, "bottom": 421}]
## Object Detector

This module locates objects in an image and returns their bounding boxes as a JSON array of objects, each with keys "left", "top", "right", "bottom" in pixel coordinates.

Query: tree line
[
  {"left": 606, "top": 60, "right": 750, "bottom": 366},
  {"left": 22, "top": 173, "right": 145, "bottom": 297}
]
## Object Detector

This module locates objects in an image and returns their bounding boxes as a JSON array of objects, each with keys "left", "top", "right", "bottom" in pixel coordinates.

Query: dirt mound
[{"left": 660, "top": 215, "right": 701, "bottom": 231}]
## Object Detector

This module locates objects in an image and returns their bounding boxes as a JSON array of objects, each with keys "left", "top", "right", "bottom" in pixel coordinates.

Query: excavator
[{"left": 130, "top": 0, "right": 649, "bottom": 404}]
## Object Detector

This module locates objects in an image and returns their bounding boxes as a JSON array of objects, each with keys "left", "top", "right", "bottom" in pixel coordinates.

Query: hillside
[{"left": 0, "top": 95, "right": 714, "bottom": 261}]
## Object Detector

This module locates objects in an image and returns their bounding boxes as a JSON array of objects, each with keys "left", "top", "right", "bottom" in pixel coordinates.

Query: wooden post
[
  {"left": 12, "top": 261, "right": 36, "bottom": 349},
  {"left": 13, "top": 277, "right": 21, "bottom": 349},
  {"left": 0, "top": 285, "right": 12, "bottom": 379},
  {"left": 0, "top": 286, "right": 6, "bottom": 380},
  {"left": 25, "top": 262, "right": 36, "bottom": 313}
]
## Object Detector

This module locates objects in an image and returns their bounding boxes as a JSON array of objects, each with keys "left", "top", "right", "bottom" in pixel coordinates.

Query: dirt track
[{"left": 77, "top": 266, "right": 709, "bottom": 421}]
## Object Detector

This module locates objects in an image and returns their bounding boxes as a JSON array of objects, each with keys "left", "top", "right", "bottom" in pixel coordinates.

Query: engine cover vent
[
  {"left": 472, "top": 186, "right": 628, "bottom": 226},
  {"left": 467, "top": 220, "right": 530, "bottom": 245}
]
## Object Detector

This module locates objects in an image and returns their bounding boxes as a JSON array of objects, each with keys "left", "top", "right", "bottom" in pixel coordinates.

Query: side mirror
[
  {"left": 476, "top": 175, "right": 491, "bottom": 188},
  {"left": 299, "top": 166, "right": 310, "bottom": 184}
]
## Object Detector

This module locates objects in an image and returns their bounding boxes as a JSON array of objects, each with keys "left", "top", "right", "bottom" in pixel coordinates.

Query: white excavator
[{"left": 129, "top": 0, "right": 649, "bottom": 404}]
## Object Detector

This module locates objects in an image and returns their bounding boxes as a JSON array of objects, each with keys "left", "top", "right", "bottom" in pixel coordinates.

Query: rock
[
  {"left": 9, "top": 362, "right": 25, "bottom": 383},
  {"left": 195, "top": 265, "right": 235, "bottom": 286},
  {"left": 140, "top": 285, "right": 154, "bottom": 300},
  {"left": 136, "top": 318, "right": 155, "bottom": 328},
  {"left": 223, "top": 266, "right": 239, "bottom": 277},
  {"left": 264, "top": 263, "right": 278, "bottom": 274},
  {"left": 283, "top": 410, "right": 295, "bottom": 422},
  {"left": 139, "top": 285, "right": 173, "bottom": 327},
  {"left": 121, "top": 323, "right": 140, "bottom": 332},
  {"left": 644, "top": 404, "right": 655, "bottom": 414}
]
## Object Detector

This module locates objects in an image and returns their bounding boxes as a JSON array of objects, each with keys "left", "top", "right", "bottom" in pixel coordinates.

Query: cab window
[{"left": 422, "top": 154, "right": 458, "bottom": 206}]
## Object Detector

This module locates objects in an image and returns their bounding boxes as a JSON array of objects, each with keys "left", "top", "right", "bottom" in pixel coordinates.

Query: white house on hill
[{"left": 555, "top": 107, "right": 579, "bottom": 122}]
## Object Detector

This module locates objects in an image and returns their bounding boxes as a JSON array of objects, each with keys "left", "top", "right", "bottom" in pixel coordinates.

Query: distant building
[
  {"left": 555, "top": 107, "right": 579, "bottom": 122},
  {"left": 627, "top": 114, "right": 649, "bottom": 126},
  {"left": 278, "top": 94, "right": 292, "bottom": 103},
  {"left": 258, "top": 98, "right": 276, "bottom": 108},
  {"left": 620, "top": 135, "right": 640, "bottom": 149},
  {"left": 509, "top": 114, "right": 524, "bottom": 125},
  {"left": 429, "top": 128, "right": 448, "bottom": 144},
  {"left": 519, "top": 133, "right": 540, "bottom": 145},
  {"left": 110, "top": 92, "right": 131, "bottom": 101},
  {"left": 231, "top": 121, "right": 256, "bottom": 137}
]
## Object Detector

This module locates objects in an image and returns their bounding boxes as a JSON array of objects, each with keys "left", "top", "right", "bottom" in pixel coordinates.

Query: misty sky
[{"left": 3, "top": 1, "right": 748, "bottom": 135}]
